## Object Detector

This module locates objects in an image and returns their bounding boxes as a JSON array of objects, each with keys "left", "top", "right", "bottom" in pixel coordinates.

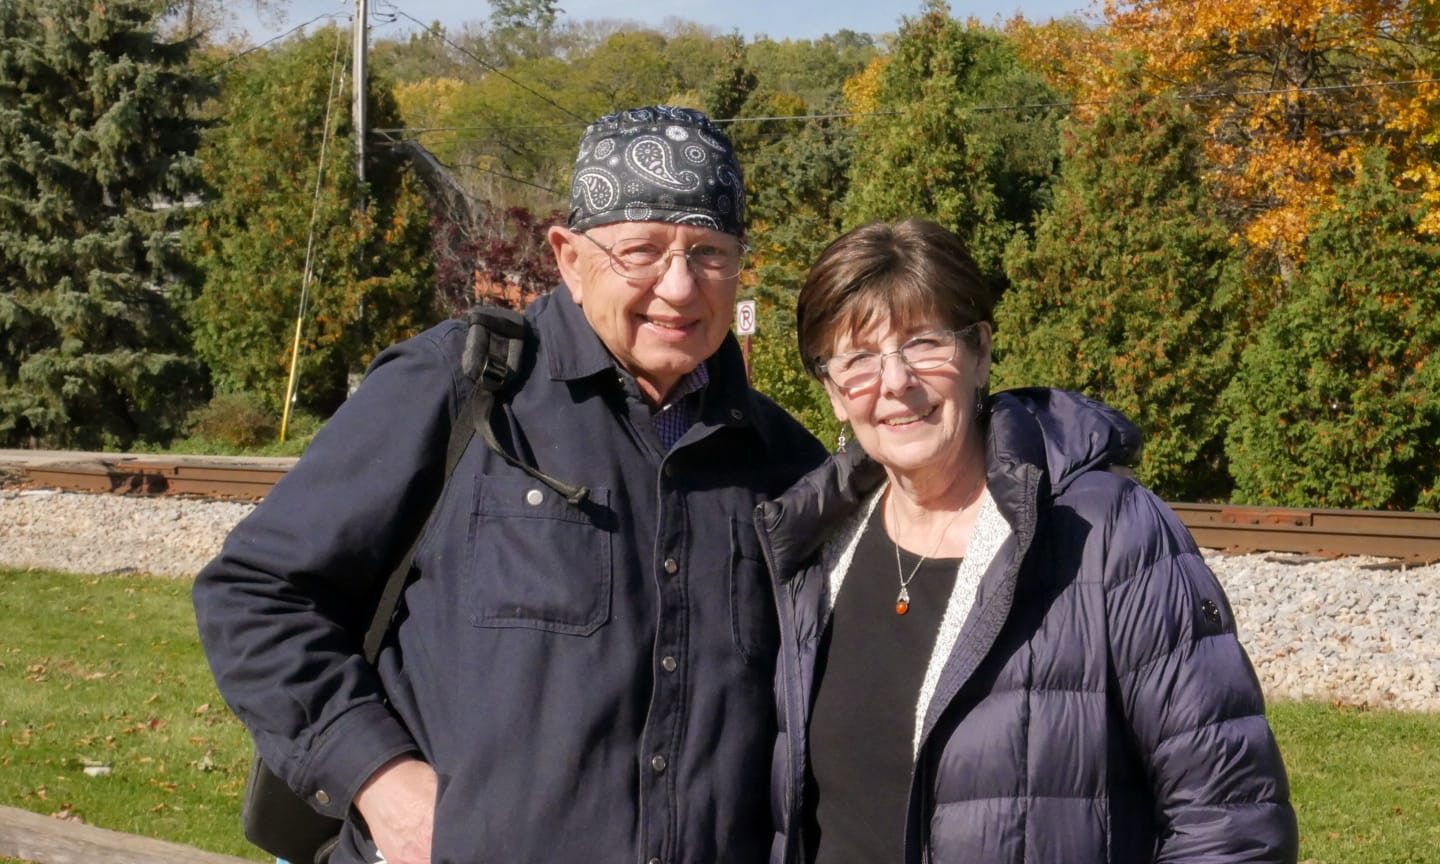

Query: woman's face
[{"left": 822, "top": 316, "right": 992, "bottom": 479}]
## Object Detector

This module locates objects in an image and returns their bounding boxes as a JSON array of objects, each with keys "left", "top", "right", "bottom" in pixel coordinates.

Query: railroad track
[
  {"left": 4, "top": 450, "right": 1439, "bottom": 563},
  {"left": 0, "top": 450, "right": 291, "bottom": 501}
]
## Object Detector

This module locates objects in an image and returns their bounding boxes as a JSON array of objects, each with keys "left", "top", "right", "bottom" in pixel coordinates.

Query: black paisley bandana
[{"left": 567, "top": 106, "right": 746, "bottom": 238}]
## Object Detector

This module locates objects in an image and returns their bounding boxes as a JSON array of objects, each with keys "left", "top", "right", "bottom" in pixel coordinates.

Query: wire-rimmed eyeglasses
[
  {"left": 819, "top": 326, "right": 977, "bottom": 392},
  {"left": 579, "top": 232, "right": 749, "bottom": 281}
]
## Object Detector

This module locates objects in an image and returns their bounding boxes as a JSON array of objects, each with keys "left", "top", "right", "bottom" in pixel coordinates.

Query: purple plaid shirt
[{"left": 652, "top": 361, "right": 710, "bottom": 451}]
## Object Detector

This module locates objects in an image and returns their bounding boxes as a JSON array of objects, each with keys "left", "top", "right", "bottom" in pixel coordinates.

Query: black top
[{"left": 805, "top": 504, "right": 962, "bottom": 864}]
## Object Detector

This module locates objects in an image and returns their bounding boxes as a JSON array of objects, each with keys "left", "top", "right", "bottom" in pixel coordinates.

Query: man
[{"left": 193, "top": 106, "right": 826, "bottom": 864}]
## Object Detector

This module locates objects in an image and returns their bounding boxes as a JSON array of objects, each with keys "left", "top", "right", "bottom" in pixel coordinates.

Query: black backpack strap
[
  {"left": 461, "top": 305, "right": 590, "bottom": 507},
  {"left": 361, "top": 384, "right": 480, "bottom": 661}
]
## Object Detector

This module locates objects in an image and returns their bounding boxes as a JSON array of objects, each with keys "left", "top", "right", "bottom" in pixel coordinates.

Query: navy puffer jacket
[{"left": 755, "top": 388, "right": 1297, "bottom": 864}]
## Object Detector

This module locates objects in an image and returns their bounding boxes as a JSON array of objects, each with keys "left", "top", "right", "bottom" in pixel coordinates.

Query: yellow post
[{"left": 278, "top": 305, "right": 306, "bottom": 442}]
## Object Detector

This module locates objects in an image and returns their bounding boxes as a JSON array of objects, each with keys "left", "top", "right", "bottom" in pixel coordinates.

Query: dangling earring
[
  {"left": 836, "top": 427, "right": 849, "bottom": 454},
  {"left": 974, "top": 385, "right": 988, "bottom": 418}
]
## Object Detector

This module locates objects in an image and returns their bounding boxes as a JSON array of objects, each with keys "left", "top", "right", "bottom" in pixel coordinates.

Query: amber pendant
[{"left": 895, "top": 586, "right": 910, "bottom": 615}]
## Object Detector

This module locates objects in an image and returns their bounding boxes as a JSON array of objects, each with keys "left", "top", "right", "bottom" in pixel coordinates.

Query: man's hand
[{"left": 354, "top": 755, "right": 437, "bottom": 864}]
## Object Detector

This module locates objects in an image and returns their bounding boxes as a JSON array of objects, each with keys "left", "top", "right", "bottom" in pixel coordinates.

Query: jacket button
[
  {"left": 525, "top": 489, "right": 544, "bottom": 506},
  {"left": 661, "top": 655, "right": 677, "bottom": 673},
  {"left": 729, "top": 408, "right": 743, "bottom": 420},
  {"left": 650, "top": 754, "right": 667, "bottom": 773},
  {"left": 663, "top": 558, "right": 679, "bottom": 575},
  {"left": 649, "top": 858, "right": 662, "bottom": 864},
  {"left": 314, "top": 790, "right": 330, "bottom": 805}
]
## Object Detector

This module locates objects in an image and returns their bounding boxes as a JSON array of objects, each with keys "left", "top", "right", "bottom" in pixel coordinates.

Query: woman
[{"left": 756, "top": 219, "right": 1297, "bottom": 863}]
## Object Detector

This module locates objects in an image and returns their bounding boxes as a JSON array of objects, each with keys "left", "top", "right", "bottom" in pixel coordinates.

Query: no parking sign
[{"left": 735, "top": 300, "right": 757, "bottom": 335}]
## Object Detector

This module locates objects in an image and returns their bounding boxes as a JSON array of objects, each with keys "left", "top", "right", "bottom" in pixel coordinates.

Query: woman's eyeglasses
[{"left": 819, "top": 327, "right": 976, "bottom": 391}]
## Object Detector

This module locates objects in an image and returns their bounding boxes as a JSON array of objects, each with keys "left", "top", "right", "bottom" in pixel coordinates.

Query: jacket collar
[
  {"left": 529, "top": 287, "right": 620, "bottom": 384},
  {"left": 756, "top": 443, "right": 886, "bottom": 582}
]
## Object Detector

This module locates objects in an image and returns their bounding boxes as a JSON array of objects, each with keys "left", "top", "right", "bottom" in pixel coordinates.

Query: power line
[
  {"left": 371, "top": 132, "right": 566, "bottom": 195},
  {"left": 376, "top": 2, "right": 587, "bottom": 122},
  {"left": 219, "top": 11, "right": 350, "bottom": 67},
  {"left": 281, "top": 24, "right": 350, "bottom": 441},
  {"left": 366, "top": 74, "right": 1440, "bottom": 141}
]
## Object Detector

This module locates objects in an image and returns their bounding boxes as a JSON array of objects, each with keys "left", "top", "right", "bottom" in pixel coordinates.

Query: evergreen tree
[
  {"left": 843, "top": 2, "right": 1061, "bottom": 284},
  {"left": 997, "top": 87, "right": 1240, "bottom": 501},
  {"left": 727, "top": 38, "right": 874, "bottom": 444},
  {"left": 186, "top": 28, "right": 437, "bottom": 417},
  {"left": 1223, "top": 150, "right": 1440, "bottom": 510},
  {"left": 0, "top": 0, "right": 209, "bottom": 448}
]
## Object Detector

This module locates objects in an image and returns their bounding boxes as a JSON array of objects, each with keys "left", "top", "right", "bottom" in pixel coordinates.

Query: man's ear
[{"left": 548, "top": 226, "right": 584, "bottom": 305}]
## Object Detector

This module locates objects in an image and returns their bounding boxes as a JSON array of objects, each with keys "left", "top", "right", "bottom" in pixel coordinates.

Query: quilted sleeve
[{"left": 1104, "top": 485, "right": 1299, "bottom": 863}]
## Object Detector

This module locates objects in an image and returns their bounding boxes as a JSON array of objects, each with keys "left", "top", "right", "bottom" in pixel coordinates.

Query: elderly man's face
[{"left": 549, "top": 221, "right": 742, "bottom": 406}]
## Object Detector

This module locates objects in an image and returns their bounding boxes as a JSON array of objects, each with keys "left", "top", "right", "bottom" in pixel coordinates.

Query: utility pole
[{"left": 352, "top": 0, "right": 368, "bottom": 189}]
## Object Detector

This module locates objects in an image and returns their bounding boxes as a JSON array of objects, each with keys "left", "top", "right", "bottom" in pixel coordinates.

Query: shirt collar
[{"left": 658, "top": 361, "right": 709, "bottom": 412}]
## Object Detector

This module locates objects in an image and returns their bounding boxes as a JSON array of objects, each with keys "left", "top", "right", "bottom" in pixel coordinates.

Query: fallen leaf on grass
[
  {"left": 51, "top": 806, "right": 84, "bottom": 824},
  {"left": 193, "top": 703, "right": 211, "bottom": 716}
]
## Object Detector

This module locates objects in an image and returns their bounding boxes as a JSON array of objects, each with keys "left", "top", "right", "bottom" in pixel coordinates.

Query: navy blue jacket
[
  {"left": 756, "top": 388, "right": 1297, "bottom": 864},
  {"left": 193, "top": 289, "right": 825, "bottom": 864}
]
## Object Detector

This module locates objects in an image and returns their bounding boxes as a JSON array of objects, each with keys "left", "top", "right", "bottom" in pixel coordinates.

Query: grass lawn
[
  {"left": 1273, "top": 699, "right": 1440, "bottom": 863},
  {"left": 1, "top": 566, "right": 1438, "bottom": 862},
  {"left": 0, "top": 567, "right": 263, "bottom": 860}
]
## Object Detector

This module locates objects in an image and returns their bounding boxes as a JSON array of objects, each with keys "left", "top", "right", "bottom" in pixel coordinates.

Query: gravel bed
[{"left": 3, "top": 488, "right": 1438, "bottom": 712}]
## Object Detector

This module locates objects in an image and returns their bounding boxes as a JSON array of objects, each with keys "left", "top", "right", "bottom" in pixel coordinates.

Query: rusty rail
[
  {"left": 1170, "top": 503, "right": 1440, "bottom": 563},
  {"left": 5, "top": 451, "right": 291, "bottom": 501},
  {"left": 5, "top": 450, "right": 1440, "bottom": 562}
]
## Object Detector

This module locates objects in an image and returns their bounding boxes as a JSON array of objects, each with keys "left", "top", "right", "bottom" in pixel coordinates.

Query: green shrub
[
  {"left": 185, "top": 393, "right": 279, "bottom": 450},
  {"left": 997, "top": 86, "right": 1239, "bottom": 501},
  {"left": 1223, "top": 150, "right": 1440, "bottom": 510}
]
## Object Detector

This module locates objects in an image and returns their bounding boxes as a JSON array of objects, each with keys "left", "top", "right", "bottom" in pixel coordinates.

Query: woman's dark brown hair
[{"left": 796, "top": 219, "right": 995, "bottom": 378}]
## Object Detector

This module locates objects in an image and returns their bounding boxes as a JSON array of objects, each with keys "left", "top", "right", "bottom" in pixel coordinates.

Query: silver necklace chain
[{"left": 890, "top": 477, "right": 983, "bottom": 616}]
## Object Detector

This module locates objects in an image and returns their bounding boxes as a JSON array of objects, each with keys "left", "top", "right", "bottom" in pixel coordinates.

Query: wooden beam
[{"left": 0, "top": 805, "right": 256, "bottom": 864}]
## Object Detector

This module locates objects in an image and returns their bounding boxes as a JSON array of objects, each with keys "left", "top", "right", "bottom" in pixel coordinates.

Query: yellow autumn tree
[
  {"left": 1102, "top": 0, "right": 1440, "bottom": 256},
  {"left": 393, "top": 77, "right": 466, "bottom": 162},
  {"left": 1004, "top": 13, "right": 1119, "bottom": 114}
]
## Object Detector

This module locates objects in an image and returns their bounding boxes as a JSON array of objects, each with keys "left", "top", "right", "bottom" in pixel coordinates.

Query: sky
[{"left": 233, "top": 0, "right": 1097, "bottom": 47}]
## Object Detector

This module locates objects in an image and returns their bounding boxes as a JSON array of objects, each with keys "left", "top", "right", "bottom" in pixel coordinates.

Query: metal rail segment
[
  {"left": 4, "top": 450, "right": 1440, "bottom": 562},
  {"left": 1, "top": 450, "right": 292, "bottom": 500},
  {"left": 1171, "top": 503, "right": 1440, "bottom": 563}
]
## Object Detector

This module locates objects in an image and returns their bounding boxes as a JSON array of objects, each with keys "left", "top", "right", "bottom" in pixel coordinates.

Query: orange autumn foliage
[{"left": 1095, "top": 0, "right": 1440, "bottom": 255}]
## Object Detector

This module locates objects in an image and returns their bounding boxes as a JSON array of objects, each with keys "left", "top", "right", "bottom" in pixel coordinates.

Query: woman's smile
[{"left": 880, "top": 405, "right": 938, "bottom": 427}]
